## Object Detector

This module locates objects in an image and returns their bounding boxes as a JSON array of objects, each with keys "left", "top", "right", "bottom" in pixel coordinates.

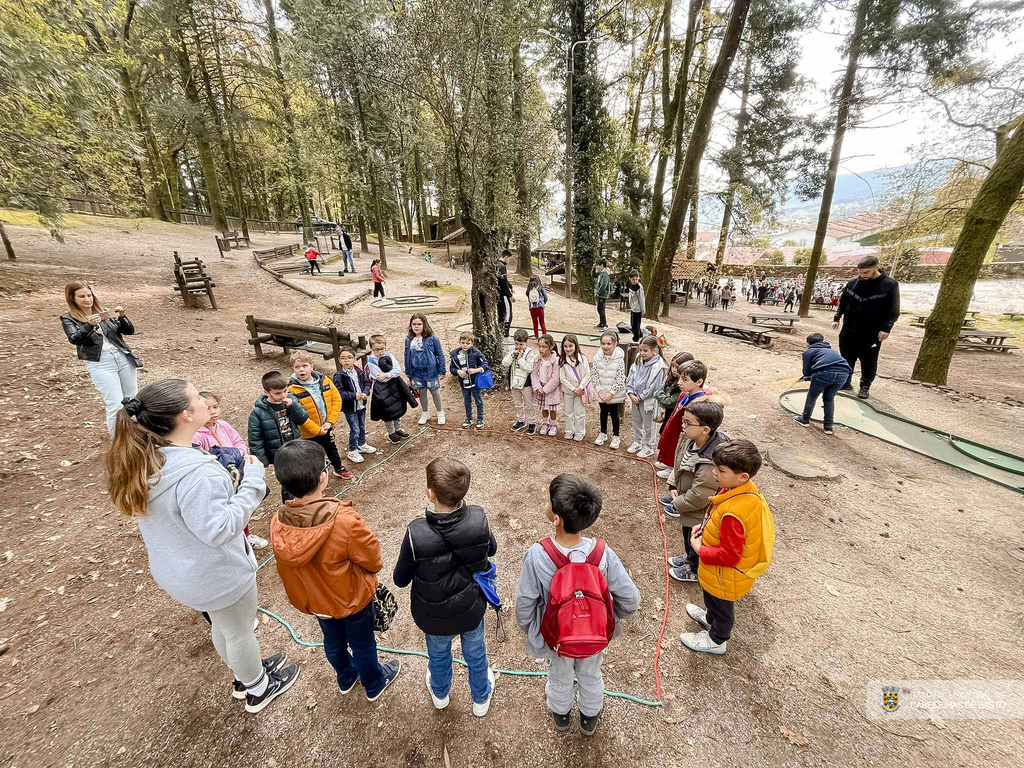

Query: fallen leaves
[
  {"left": 443, "top": 744, "right": 451, "bottom": 768},
  {"left": 508, "top": 518, "right": 521, "bottom": 530},
  {"left": 825, "top": 583, "right": 841, "bottom": 598},
  {"left": 779, "top": 725, "right": 809, "bottom": 746},
  {"left": 0, "top": 598, "right": 10, "bottom": 613}
]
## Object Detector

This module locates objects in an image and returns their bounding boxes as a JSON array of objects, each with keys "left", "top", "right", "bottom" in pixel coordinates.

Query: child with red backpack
[{"left": 514, "top": 474, "right": 640, "bottom": 736}]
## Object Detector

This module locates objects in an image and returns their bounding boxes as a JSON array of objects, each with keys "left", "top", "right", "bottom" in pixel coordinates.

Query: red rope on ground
[{"left": 419, "top": 421, "right": 670, "bottom": 704}]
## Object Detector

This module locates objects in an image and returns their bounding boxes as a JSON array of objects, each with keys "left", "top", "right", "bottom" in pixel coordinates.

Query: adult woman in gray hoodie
[{"left": 106, "top": 378, "right": 299, "bottom": 714}]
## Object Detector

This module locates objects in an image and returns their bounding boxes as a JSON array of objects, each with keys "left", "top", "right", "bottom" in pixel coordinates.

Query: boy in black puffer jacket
[
  {"left": 368, "top": 356, "right": 419, "bottom": 444},
  {"left": 393, "top": 458, "right": 498, "bottom": 717}
]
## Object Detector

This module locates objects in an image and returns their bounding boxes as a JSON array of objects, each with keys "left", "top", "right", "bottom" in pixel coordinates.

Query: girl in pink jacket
[{"left": 531, "top": 334, "right": 562, "bottom": 436}]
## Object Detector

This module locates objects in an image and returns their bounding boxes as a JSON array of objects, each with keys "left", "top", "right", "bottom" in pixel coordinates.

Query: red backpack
[{"left": 539, "top": 538, "right": 616, "bottom": 659}]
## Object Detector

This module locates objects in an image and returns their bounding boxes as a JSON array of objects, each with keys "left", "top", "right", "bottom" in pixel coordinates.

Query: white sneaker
[
  {"left": 246, "top": 534, "right": 269, "bottom": 550},
  {"left": 637, "top": 447, "right": 655, "bottom": 459},
  {"left": 609, "top": 436, "right": 621, "bottom": 450},
  {"left": 680, "top": 630, "right": 726, "bottom": 655},
  {"left": 539, "top": 424, "right": 550, "bottom": 436},
  {"left": 426, "top": 669, "right": 449, "bottom": 710},
  {"left": 594, "top": 432, "right": 608, "bottom": 446},
  {"left": 548, "top": 424, "right": 558, "bottom": 437},
  {"left": 657, "top": 467, "right": 672, "bottom": 479},
  {"left": 574, "top": 433, "right": 585, "bottom": 442},
  {"left": 418, "top": 411, "right": 430, "bottom": 425},
  {"left": 564, "top": 432, "right": 575, "bottom": 441},
  {"left": 685, "top": 603, "right": 711, "bottom": 630},
  {"left": 358, "top": 443, "right": 377, "bottom": 454},
  {"left": 654, "top": 461, "right": 670, "bottom": 470},
  {"left": 437, "top": 411, "right": 446, "bottom": 425},
  {"left": 347, "top": 450, "right": 364, "bottom": 463},
  {"left": 472, "top": 668, "right": 496, "bottom": 717},
  {"left": 627, "top": 441, "right": 641, "bottom": 454}
]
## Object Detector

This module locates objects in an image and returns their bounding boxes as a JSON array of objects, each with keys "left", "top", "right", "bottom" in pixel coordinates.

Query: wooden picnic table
[
  {"left": 910, "top": 314, "right": 977, "bottom": 329},
  {"left": 700, "top": 321, "right": 776, "bottom": 348},
  {"left": 747, "top": 314, "right": 799, "bottom": 332},
  {"left": 956, "top": 330, "right": 1018, "bottom": 353}
]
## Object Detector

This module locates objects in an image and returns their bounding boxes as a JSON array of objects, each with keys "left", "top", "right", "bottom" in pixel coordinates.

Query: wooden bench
[
  {"left": 173, "top": 251, "right": 217, "bottom": 309},
  {"left": 910, "top": 314, "right": 977, "bottom": 329},
  {"left": 1003, "top": 312, "right": 1020, "bottom": 320},
  {"left": 700, "top": 321, "right": 776, "bottom": 347},
  {"left": 245, "top": 316, "right": 370, "bottom": 370},
  {"left": 956, "top": 330, "right": 1018, "bottom": 353},
  {"left": 747, "top": 314, "right": 799, "bottom": 332},
  {"left": 253, "top": 243, "right": 302, "bottom": 264},
  {"left": 215, "top": 230, "right": 251, "bottom": 256}
]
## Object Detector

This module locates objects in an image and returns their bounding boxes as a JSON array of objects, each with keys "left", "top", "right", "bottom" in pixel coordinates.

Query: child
[
  {"left": 449, "top": 331, "right": 489, "bottom": 429},
  {"left": 653, "top": 353, "right": 695, "bottom": 476},
  {"left": 665, "top": 400, "right": 730, "bottom": 583},
  {"left": 626, "top": 271, "right": 646, "bottom": 342},
  {"left": 794, "top": 333, "right": 852, "bottom": 436},
  {"left": 531, "top": 334, "right": 562, "bottom": 437},
  {"left": 657, "top": 359, "right": 710, "bottom": 488},
  {"left": 331, "top": 348, "right": 377, "bottom": 465},
  {"left": 304, "top": 244, "right": 322, "bottom": 275},
  {"left": 366, "top": 334, "right": 403, "bottom": 384},
  {"left": 502, "top": 328, "right": 538, "bottom": 434},
  {"left": 680, "top": 439, "right": 775, "bottom": 655},
  {"left": 368, "top": 356, "right": 419, "bottom": 443},
  {"left": 558, "top": 334, "right": 591, "bottom": 441},
  {"left": 270, "top": 440, "right": 402, "bottom": 700},
  {"left": 195, "top": 390, "right": 267, "bottom": 550},
  {"left": 591, "top": 330, "right": 627, "bottom": 450},
  {"left": 515, "top": 474, "right": 641, "bottom": 736},
  {"left": 404, "top": 313, "right": 446, "bottom": 426},
  {"left": 393, "top": 458, "right": 498, "bottom": 716},
  {"left": 248, "top": 371, "right": 318, "bottom": 502},
  {"left": 526, "top": 275, "right": 548, "bottom": 338},
  {"left": 370, "top": 258, "right": 387, "bottom": 297},
  {"left": 625, "top": 336, "right": 667, "bottom": 459},
  {"left": 288, "top": 351, "right": 353, "bottom": 480}
]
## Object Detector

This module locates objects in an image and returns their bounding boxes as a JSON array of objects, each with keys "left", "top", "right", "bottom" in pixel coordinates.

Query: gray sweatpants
[
  {"left": 546, "top": 652, "right": 604, "bottom": 717},
  {"left": 208, "top": 583, "right": 263, "bottom": 686},
  {"left": 631, "top": 400, "right": 657, "bottom": 451},
  {"left": 562, "top": 393, "right": 586, "bottom": 436}
]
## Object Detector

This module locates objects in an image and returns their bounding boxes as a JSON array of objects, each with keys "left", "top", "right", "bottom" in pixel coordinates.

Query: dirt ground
[{"left": 2, "top": 216, "right": 1024, "bottom": 768}]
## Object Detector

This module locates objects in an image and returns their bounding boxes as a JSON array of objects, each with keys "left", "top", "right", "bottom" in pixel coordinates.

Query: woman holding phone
[{"left": 60, "top": 280, "right": 141, "bottom": 434}]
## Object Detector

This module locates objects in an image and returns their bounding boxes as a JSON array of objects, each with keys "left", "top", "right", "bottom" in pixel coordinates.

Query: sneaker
[
  {"left": 793, "top": 415, "right": 810, "bottom": 427},
  {"left": 574, "top": 433, "right": 585, "bottom": 442},
  {"left": 594, "top": 432, "right": 608, "bottom": 446},
  {"left": 840, "top": 383, "right": 854, "bottom": 391},
  {"left": 366, "top": 659, "right": 401, "bottom": 702},
  {"left": 245, "top": 664, "right": 300, "bottom": 713},
  {"left": 526, "top": 424, "right": 537, "bottom": 436},
  {"left": 551, "top": 709, "right": 571, "bottom": 732},
  {"left": 609, "top": 436, "right": 621, "bottom": 450},
  {"left": 332, "top": 468, "right": 353, "bottom": 480},
  {"left": 425, "top": 669, "right": 449, "bottom": 710},
  {"left": 232, "top": 652, "right": 287, "bottom": 699},
  {"left": 662, "top": 504, "right": 679, "bottom": 518},
  {"left": 388, "top": 433, "right": 403, "bottom": 444},
  {"left": 396, "top": 429, "right": 410, "bottom": 438},
  {"left": 669, "top": 565, "right": 698, "bottom": 583},
  {"left": 679, "top": 630, "right": 726, "bottom": 655},
  {"left": 246, "top": 534, "right": 269, "bottom": 550},
  {"left": 338, "top": 672, "right": 360, "bottom": 695},
  {"left": 437, "top": 411, "right": 446, "bottom": 425},
  {"left": 580, "top": 710, "right": 601, "bottom": 737},
  {"left": 511, "top": 421, "right": 526, "bottom": 432},
  {"left": 660, "top": 496, "right": 674, "bottom": 506},
  {"left": 538, "top": 423, "right": 550, "bottom": 436},
  {"left": 823, "top": 425, "right": 835, "bottom": 435},
  {"left": 476, "top": 422, "right": 484, "bottom": 430},
  {"left": 657, "top": 468, "right": 672, "bottom": 479},
  {"left": 685, "top": 603, "right": 711, "bottom": 630},
  {"left": 654, "top": 461, "right": 670, "bottom": 470},
  {"left": 347, "top": 450, "right": 365, "bottom": 463},
  {"left": 857, "top": 386, "right": 870, "bottom": 399},
  {"left": 418, "top": 411, "right": 430, "bottom": 425},
  {"left": 472, "top": 668, "right": 496, "bottom": 717},
  {"left": 626, "top": 441, "right": 641, "bottom": 454},
  {"left": 548, "top": 425, "right": 558, "bottom": 438},
  {"left": 462, "top": 420, "right": 473, "bottom": 429},
  {"left": 666, "top": 556, "right": 688, "bottom": 568},
  {"left": 564, "top": 432, "right": 575, "bottom": 441},
  {"left": 358, "top": 443, "right": 377, "bottom": 454},
  {"left": 637, "top": 447, "right": 655, "bottom": 459}
]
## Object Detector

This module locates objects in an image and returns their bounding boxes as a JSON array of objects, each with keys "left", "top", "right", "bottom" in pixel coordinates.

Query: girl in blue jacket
[{"left": 404, "top": 313, "right": 447, "bottom": 425}]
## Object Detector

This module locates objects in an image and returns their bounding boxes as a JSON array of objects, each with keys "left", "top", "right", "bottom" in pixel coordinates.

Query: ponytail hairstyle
[{"left": 107, "top": 379, "right": 192, "bottom": 517}]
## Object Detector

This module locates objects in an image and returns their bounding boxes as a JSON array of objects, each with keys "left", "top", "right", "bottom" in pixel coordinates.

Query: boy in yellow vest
[{"left": 680, "top": 439, "right": 775, "bottom": 655}]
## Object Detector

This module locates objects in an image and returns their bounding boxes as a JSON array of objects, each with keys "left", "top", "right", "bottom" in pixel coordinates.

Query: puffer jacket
[
  {"left": 247, "top": 394, "right": 317, "bottom": 466},
  {"left": 592, "top": 345, "right": 627, "bottom": 403},
  {"left": 332, "top": 366, "right": 372, "bottom": 415},
  {"left": 670, "top": 430, "right": 730, "bottom": 526},
  {"left": 502, "top": 346, "right": 537, "bottom": 389},
  {"left": 699, "top": 480, "right": 774, "bottom": 601},
  {"left": 404, "top": 333, "right": 446, "bottom": 382},
  {"left": 60, "top": 312, "right": 141, "bottom": 367},
  {"left": 393, "top": 503, "right": 498, "bottom": 636},
  {"left": 288, "top": 371, "right": 342, "bottom": 429},
  {"left": 271, "top": 498, "right": 382, "bottom": 619},
  {"left": 368, "top": 375, "right": 420, "bottom": 423}
]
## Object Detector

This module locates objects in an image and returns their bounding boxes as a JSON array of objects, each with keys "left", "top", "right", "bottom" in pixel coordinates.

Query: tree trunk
[
  {"left": 647, "top": 0, "right": 753, "bottom": 318},
  {"left": 797, "top": 0, "right": 869, "bottom": 318},
  {"left": 354, "top": 86, "right": 387, "bottom": 266},
  {"left": 687, "top": 172, "right": 700, "bottom": 260},
  {"left": 119, "top": 69, "right": 169, "bottom": 221},
  {"left": 512, "top": 38, "right": 533, "bottom": 277},
  {"left": 715, "top": 47, "right": 752, "bottom": 266},
  {"left": 358, "top": 213, "right": 369, "bottom": 252},
  {"left": 414, "top": 143, "right": 430, "bottom": 241},
  {"left": 1, "top": 219, "right": 15, "bottom": 260},
  {"left": 912, "top": 124, "right": 1024, "bottom": 384},
  {"left": 210, "top": 11, "right": 249, "bottom": 240}
]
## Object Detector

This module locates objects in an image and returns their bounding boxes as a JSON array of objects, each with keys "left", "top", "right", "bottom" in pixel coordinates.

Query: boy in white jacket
[
  {"left": 625, "top": 336, "right": 668, "bottom": 458},
  {"left": 502, "top": 328, "right": 539, "bottom": 435},
  {"left": 591, "top": 330, "right": 627, "bottom": 449}
]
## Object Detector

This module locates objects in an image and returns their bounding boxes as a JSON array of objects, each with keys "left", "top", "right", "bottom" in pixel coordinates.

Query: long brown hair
[
  {"left": 107, "top": 379, "right": 192, "bottom": 517},
  {"left": 407, "top": 313, "right": 434, "bottom": 338},
  {"left": 65, "top": 281, "right": 103, "bottom": 321}
]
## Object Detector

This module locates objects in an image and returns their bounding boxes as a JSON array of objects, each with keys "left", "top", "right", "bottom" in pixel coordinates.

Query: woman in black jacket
[{"left": 60, "top": 281, "right": 141, "bottom": 435}]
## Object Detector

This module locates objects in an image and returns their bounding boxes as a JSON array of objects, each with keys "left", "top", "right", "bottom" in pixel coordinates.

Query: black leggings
[
  {"left": 373, "top": 282, "right": 385, "bottom": 297},
  {"left": 311, "top": 430, "right": 342, "bottom": 472},
  {"left": 599, "top": 403, "right": 620, "bottom": 436},
  {"left": 308, "top": 259, "right": 322, "bottom": 274}
]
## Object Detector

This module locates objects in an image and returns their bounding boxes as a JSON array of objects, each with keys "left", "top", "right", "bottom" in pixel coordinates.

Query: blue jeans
[
  {"left": 425, "top": 620, "right": 491, "bottom": 703},
  {"left": 802, "top": 367, "right": 848, "bottom": 428},
  {"left": 345, "top": 409, "right": 366, "bottom": 451},
  {"left": 85, "top": 347, "right": 138, "bottom": 435},
  {"left": 342, "top": 248, "right": 355, "bottom": 272},
  {"left": 461, "top": 386, "right": 483, "bottom": 422},
  {"left": 317, "top": 600, "right": 385, "bottom": 696}
]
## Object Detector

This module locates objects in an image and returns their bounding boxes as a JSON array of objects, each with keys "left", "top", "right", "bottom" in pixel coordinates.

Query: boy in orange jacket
[
  {"left": 680, "top": 439, "right": 775, "bottom": 656},
  {"left": 270, "top": 440, "right": 402, "bottom": 700}
]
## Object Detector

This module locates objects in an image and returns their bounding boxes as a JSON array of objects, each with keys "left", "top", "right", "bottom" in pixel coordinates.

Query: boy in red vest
[
  {"left": 515, "top": 474, "right": 640, "bottom": 736},
  {"left": 303, "top": 245, "right": 322, "bottom": 274},
  {"left": 680, "top": 439, "right": 775, "bottom": 656}
]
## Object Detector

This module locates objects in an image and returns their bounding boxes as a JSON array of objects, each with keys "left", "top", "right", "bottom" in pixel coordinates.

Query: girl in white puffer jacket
[{"left": 591, "top": 330, "right": 627, "bottom": 449}]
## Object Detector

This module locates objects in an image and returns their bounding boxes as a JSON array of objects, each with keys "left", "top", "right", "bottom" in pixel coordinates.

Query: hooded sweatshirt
[
  {"left": 626, "top": 353, "right": 668, "bottom": 405},
  {"left": 271, "top": 498, "right": 382, "bottom": 618},
  {"left": 138, "top": 446, "right": 266, "bottom": 612}
]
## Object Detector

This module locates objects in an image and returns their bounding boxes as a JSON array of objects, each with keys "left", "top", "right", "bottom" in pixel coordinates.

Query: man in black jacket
[
  {"left": 832, "top": 255, "right": 900, "bottom": 399},
  {"left": 496, "top": 250, "right": 515, "bottom": 337}
]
